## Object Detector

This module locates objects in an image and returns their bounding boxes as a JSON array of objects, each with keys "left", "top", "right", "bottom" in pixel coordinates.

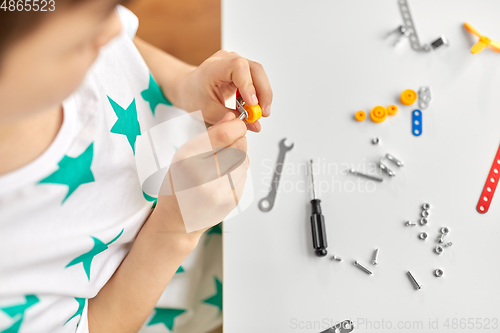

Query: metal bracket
[
  {"left": 379, "top": 153, "right": 404, "bottom": 177},
  {"left": 398, "top": 0, "right": 424, "bottom": 51},
  {"left": 418, "top": 86, "right": 432, "bottom": 110},
  {"left": 320, "top": 319, "right": 355, "bottom": 333}
]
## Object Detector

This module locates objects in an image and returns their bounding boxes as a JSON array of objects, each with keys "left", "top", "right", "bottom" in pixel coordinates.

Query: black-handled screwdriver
[{"left": 309, "top": 159, "right": 328, "bottom": 257}]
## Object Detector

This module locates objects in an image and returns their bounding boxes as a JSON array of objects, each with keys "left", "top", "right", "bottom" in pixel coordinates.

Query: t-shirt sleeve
[{"left": 116, "top": 5, "right": 139, "bottom": 39}]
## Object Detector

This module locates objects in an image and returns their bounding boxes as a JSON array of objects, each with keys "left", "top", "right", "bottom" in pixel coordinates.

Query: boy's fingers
[
  {"left": 207, "top": 117, "right": 247, "bottom": 150},
  {"left": 215, "top": 111, "right": 236, "bottom": 125},
  {"left": 230, "top": 57, "right": 258, "bottom": 106},
  {"left": 249, "top": 61, "right": 272, "bottom": 117}
]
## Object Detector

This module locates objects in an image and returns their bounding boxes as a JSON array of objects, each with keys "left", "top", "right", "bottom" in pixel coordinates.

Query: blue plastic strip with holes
[{"left": 412, "top": 110, "right": 422, "bottom": 136}]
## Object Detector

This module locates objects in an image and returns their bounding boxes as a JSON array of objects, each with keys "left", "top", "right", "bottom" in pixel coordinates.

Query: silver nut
[
  {"left": 419, "top": 232, "right": 428, "bottom": 240},
  {"left": 422, "top": 203, "right": 431, "bottom": 210},
  {"left": 441, "top": 227, "right": 449, "bottom": 235},
  {"left": 421, "top": 210, "right": 429, "bottom": 218},
  {"left": 372, "top": 137, "right": 380, "bottom": 145},
  {"left": 434, "top": 269, "right": 444, "bottom": 277},
  {"left": 419, "top": 218, "right": 428, "bottom": 226},
  {"left": 435, "top": 245, "right": 444, "bottom": 255}
]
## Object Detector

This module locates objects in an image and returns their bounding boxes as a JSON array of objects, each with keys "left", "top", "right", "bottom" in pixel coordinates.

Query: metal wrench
[
  {"left": 258, "top": 138, "right": 294, "bottom": 212},
  {"left": 320, "top": 319, "right": 355, "bottom": 333}
]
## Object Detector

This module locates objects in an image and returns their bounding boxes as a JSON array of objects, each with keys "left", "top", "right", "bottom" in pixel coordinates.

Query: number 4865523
[{"left": 1, "top": 0, "right": 55, "bottom": 11}]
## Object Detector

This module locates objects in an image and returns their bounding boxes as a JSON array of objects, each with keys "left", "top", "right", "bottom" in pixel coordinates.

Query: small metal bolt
[
  {"left": 437, "top": 234, "right": 445, "bottom": 243},
  {"left": 434, "top": 269, "right": 444, "bottom": 277},
  {"left": 422, "top": 203, "right": 430, "bottom": 210},
  {"left": 419, "top": 232, "right": 428, "bottom": 240},
  {"left": 371, "top": 249, "right": 380, "bottom": 265},
  {"left": 354, "top": 260, "right": 373, "bottom": 275},
  {"left": 435, "top": 245, "right": 444, "bottom": 255},
  {"left": 419, "top": 218, "right": 428, "bottom": 226},
  {"left": 372, "top": 137, "right": 380, "bottom": 145},
  {"left": 405, "top": 220, "right": 417, "bottom": 226},
  {"left": 443, "top": 242, "right": 453, "bottom": 248},
  {"left": 421, "top": 210, "right": 429, "bottom": 218},
  {"left": 331, "top": 255, "right": 342, "bottom": 262},
  {"left": 440, "top": 227, "right": 449, "bottom": 235},
  {"left": 407, "top": 271, "right": 423, "bottom": 290}
]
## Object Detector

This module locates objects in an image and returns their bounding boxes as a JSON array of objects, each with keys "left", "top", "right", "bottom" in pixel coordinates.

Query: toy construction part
[
  {"left": 235, "top": 89, "right": 262, "bottom": 123},
  {"left": 412, "top": 110, "right": 422, "bottom": 136},
  {"left": 418, "top": 87, "right": 432, "bottom": 110},
  {"left": 400, "top": 89, "right": 417, "bottom": 105},
  {"left": 354, "top": 110, "right": 366, "bottom": 122},
  {"left": 370, "top": 106, "right": 388, "bottom": 123},
  {"left": 477, "top": 143, "right": 500, "bottom": 214},
  {"left": 387, "top": 105, "right": 398, "bottom": 115},
  {"left": 464, "top": 22, "right": 500, "bottom": 54}
]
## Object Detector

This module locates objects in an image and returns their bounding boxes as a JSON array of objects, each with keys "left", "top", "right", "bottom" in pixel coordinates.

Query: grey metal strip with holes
[
  {"left": 320, "top": 319, "right": 355, "bottom": 333},
  {"left": 398, "top": 0, "right": 423, "bottom": 51}
]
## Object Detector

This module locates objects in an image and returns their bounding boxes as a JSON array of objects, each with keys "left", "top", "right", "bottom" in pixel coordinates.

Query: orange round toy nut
[
  {"left": 243, "top": 104, "right": 262, "bottom": 123},
  {"left": 354, "top": 110, "right": 366, "bottom": 122},
  {"left": 370, "top": 106, "right": 388, "bottom": 123},
  {"left": 400, "top": 89, "right": 417, "bottom": 105},
  {"left": 387, "top": 105, "right": 398, "bottom": 115}
]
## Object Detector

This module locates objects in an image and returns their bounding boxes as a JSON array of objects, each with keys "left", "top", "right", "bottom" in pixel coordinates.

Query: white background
[{"left": 222, "top": 1, "right": 500, "bottom": 332}]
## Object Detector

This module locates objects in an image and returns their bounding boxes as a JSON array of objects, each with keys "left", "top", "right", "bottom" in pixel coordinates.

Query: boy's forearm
[
  {"left": 87, "top": 211, "right": 200, "bottom": 333},
  {"left": 133, "top": 37, "right": 195, "bottom": 109}
]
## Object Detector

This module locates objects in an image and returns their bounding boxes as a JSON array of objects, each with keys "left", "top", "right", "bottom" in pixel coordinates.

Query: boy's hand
[
  {"left": 178, "top": 50, "right": 273, "bottom": 132},
  {"left": 152, "top": 112, "right": 249, "bottom": 238}
]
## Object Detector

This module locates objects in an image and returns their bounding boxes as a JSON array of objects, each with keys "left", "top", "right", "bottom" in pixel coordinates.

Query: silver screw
[
  {"left": 435, "top": 269, "right": 444, "bottom": 277},
  {"left": 440, "top": 227, "right": 449, "bottom": 235},
  {"left": 422, "top": 203, "right": 431, "bottom": 210},
  {"left": 354, "top": 260, "right": 373, "bottom": 275},
  {"left": 407, "top": 271, "right": 423, "bottom": 290},
  {"left": 435, "top": 245, "right": 444, "bottom": 255},
  {"left": 405, "top": 220, "right": 416, "bottom": 226},
  {"left": 437, "top": 234, "right": 445, "bottom": 243},
  {"left": 331, "top": 255, "right": 342, "bottom": 261},
  {"left": 372, "top": 137, "right": 380, "bottom": 145},
  {"left": 421, "top": 210, "right": 429, "bottom": 218},
  {"left": 419, "top": 218, "right": 428, "bottom": 226},
  {"left": 419, "top": 232, "right": 428, "bottom": 240},
  {"left": 443, "top": 242, "right": 453, "bottom": 248},
  {"left": 371, "top": 249, "right": 380, "bottom": 265}
]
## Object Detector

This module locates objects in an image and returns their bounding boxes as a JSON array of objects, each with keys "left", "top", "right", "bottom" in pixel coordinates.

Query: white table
[{"left": 222, "top": 1, "right": 500, "bottom": 332}]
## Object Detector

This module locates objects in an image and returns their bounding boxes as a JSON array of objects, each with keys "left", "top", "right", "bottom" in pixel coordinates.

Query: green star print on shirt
[
  {"left": 107, "top": 96, "right": 141, "bottom": 154},
  {"left": 148, "top": 308, "right": 186, "bottom": 331},
  {"left": 141, "top": 73, "right": 172, "bottom": 115},
  {"left": 0, "top": 295, "right": 39, "bottom": 333},
  {"left": 202, "top": 277, "right": 222, "bottom": 313},
  {"left": 63, "top": 298, "right": 85, "bottom": 327},
  {"left": 65, "top": 229, "right": 124, "bottom": 280},
  {"left": 38, "top": 143, "right": 95, "bottom": 204}
]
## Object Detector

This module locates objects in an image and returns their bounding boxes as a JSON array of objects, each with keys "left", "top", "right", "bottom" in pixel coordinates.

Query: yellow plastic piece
[
  {"left": 387, "top": 105, "right": 398, "bottom": 116},
  {"left": 464, "top": 22, "right": 500, "bottom": 54},
  {"left": 400, "top": 89, "right": 417, "bottom": 105},
  {"left": 243, "top": 104, "right": 262, "bottom": 123},
  {"left": 354, "top": 110, "right": 366, "bottom": 122},
  {"left": 370, "top": 106, "right": 388, "bottom": 123}
]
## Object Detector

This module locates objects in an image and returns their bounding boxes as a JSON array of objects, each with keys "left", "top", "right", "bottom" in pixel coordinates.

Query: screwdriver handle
[{"left": 310, "top": 199, "right": 328, "bottom": 257}]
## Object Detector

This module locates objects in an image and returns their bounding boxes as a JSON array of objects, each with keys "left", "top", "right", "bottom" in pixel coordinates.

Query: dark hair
[{"left": 0, "top": 0, "right": 127, "bottom": 61}]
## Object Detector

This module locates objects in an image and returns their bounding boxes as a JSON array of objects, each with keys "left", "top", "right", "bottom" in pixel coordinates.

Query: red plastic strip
[{"left": 477, "top": 143, "right": 500, "bottom": 214}]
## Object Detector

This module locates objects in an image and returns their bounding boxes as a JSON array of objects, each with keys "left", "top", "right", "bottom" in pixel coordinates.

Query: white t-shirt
[{"left": 0, "top": 6, "right": 222, "bottom": 333}]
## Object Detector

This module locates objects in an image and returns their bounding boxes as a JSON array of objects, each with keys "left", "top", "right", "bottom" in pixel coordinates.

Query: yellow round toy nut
[
  {"left": 354, "top": 110, "right": 366, "bottom": 122},
  {"left": 400, "top": 89, "right": 417, "bottom": 105},
  {"left": 370, "top": 106, "right": 388, "bottom": 123},
  {"left": 243, "top": 104, "right": 262, "bottom": 123},
  {"left": 387, "top": 105, "right": 398, "bottom": 115}
]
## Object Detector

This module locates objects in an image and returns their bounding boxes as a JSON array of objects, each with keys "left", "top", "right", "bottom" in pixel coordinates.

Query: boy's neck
[{"left": 0, "top": 104, "right": 63, "bottom": 176}]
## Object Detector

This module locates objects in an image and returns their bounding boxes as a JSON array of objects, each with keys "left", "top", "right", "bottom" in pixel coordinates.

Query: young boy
[{"left": 0, "top": 0, "right": 272, "bottom": 332}]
